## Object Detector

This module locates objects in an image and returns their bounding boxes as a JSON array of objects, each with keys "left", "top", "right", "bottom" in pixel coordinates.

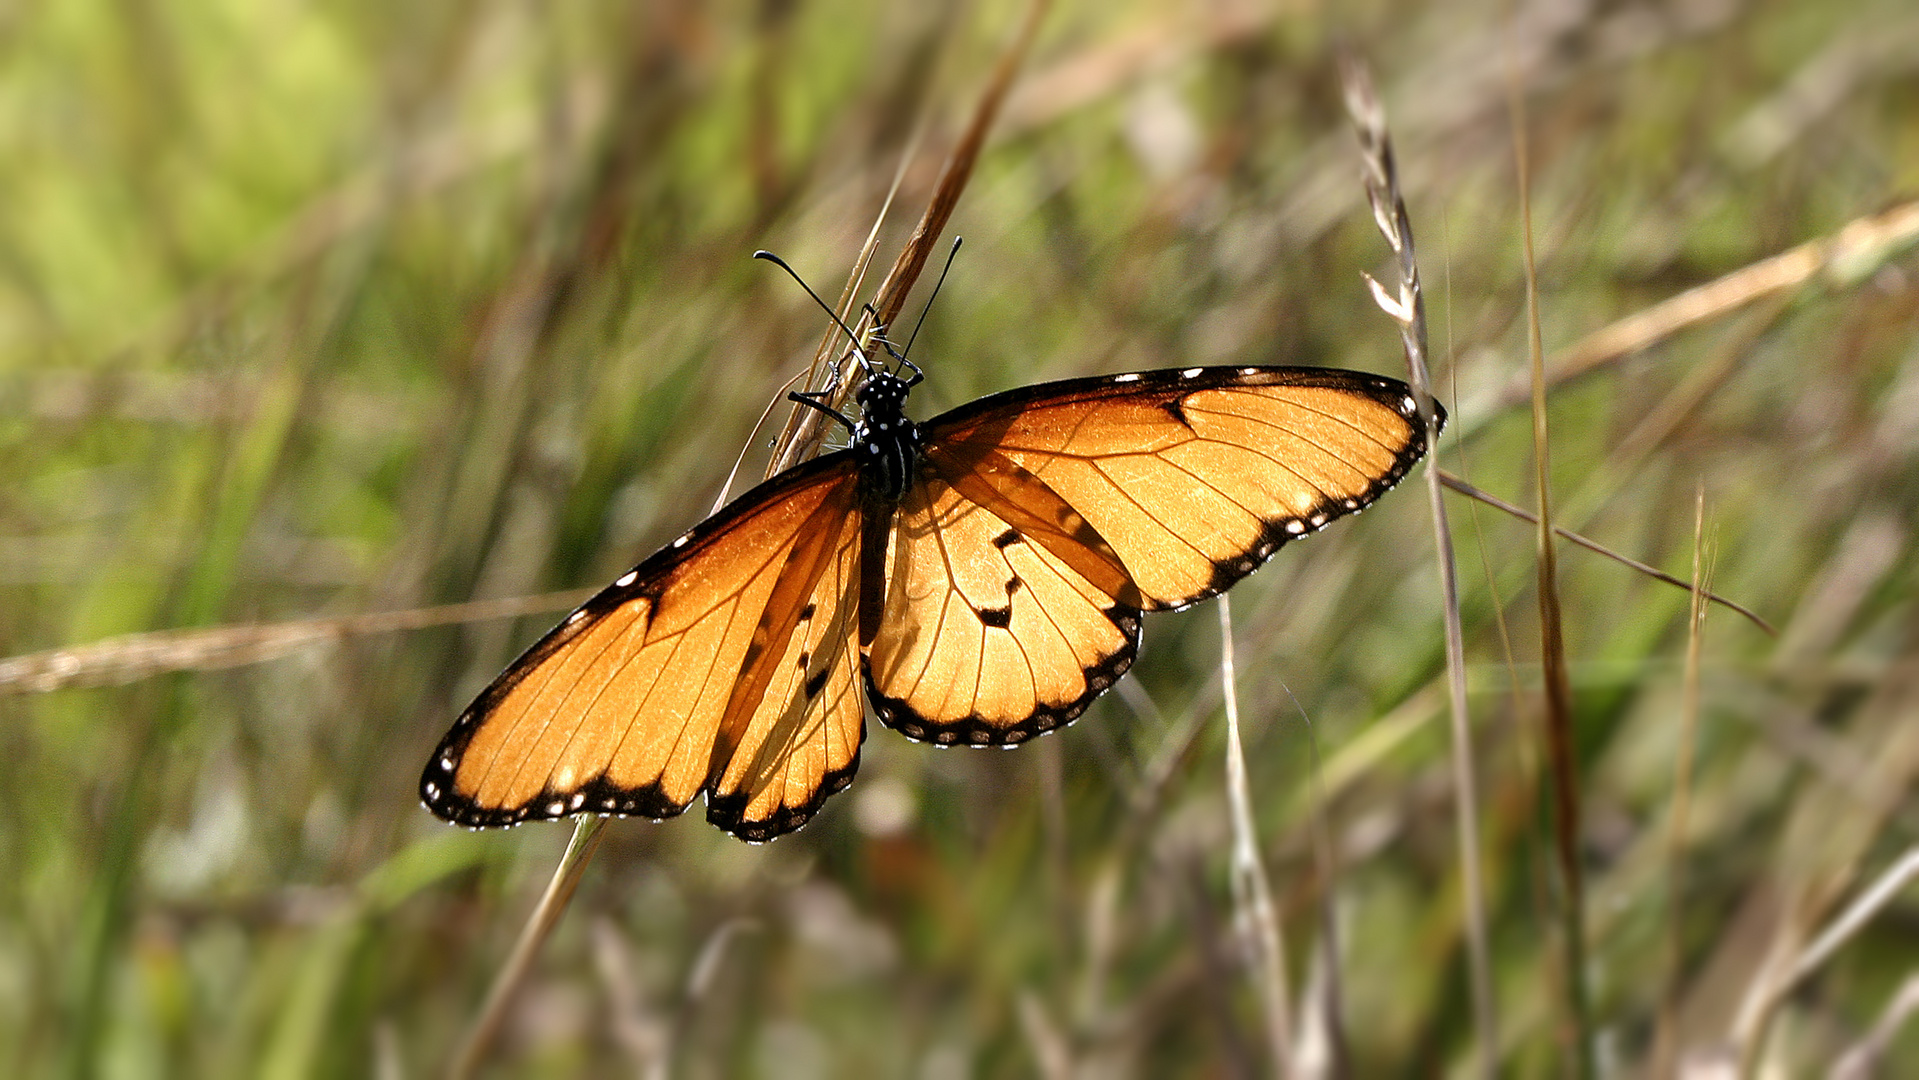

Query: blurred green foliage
[{"left": 4, "top": 0, "right": 1919, "bottom": 1076}]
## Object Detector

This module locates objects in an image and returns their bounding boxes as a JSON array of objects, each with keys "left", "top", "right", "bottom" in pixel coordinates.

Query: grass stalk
[
  {"left": 1652, "top": 488, "right": 1711, "bottom": 1075},
  {"left": 447, "top": 815, "right": 608, "bottom": 1080},
  {"left": 1434, "top": 471, "right": 1773, "bottom": 635},
  {"left": 1339, "top": 55, "right": 1497, "bottom": 1077},
  {"left": 1217, "top": 595, "right": 1295, "bottom": 1076},
  {"left": 1506, "top": 38, "right": 1593, "bottom": 1080}
]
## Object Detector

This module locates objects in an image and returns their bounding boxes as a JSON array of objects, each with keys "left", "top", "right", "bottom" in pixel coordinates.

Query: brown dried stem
[
  {"left": 1434, "top": 471, "right": 1773, "bottom": 636},
  {"left": 0, "top": 589, "right": 595, "bottom": 695},
  {"left": 1494, "top": 198, "right": 1919, "bottom": 410},
  {"left": 1507, "top": 36, "right": 1593, "bottom": 1080}
]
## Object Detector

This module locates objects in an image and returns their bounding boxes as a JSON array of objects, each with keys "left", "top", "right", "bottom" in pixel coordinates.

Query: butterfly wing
[
  {"left": 861, "top": 452, "right": 1144, "bottom": 746},
  {"left": 421, "top": 452, "right": 868, "bottom": 841},
  {"left": 863, "top": 366, "right": 1434, "bottom": 741},
  {"left": 922, "top": 366, "right": 1434, "bottom": 610}
]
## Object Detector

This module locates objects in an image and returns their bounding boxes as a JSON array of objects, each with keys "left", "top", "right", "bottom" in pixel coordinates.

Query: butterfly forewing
[
  {"left": 919, "top": 367, "right": 1432, "bottom": 611},
  {"left": 862, "top": 463, "right": 1142, "bottom": 745},
  {"left": 421, "top": 454, "right": 865, "bottom": 836}
]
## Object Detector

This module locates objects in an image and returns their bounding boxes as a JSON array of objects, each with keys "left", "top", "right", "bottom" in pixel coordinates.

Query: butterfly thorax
[{"left": 852, "top": 372, "right": 920, "bottom": 502}]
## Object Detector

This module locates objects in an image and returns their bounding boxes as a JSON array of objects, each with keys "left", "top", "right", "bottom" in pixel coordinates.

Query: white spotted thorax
[{"left": 853, "top": 371, "right": 920, "bottom": 501}]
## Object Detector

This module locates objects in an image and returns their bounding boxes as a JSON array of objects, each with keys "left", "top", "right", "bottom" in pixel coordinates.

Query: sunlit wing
[
  {"left": 705, "top": 488, "right": 866, "bottom": 840},
  {"left": 919, "top": 366, "right": 1434, "bottom": 611},
  {"left": 862, "top": 455, "right": 1143, "bottom": 745},
  {"left": 420, "top": 453, "right": 867, "bottom": 841}
]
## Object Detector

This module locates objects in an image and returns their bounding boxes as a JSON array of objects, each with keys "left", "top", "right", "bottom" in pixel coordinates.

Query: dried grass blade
[
  {"left": 768, "top": 0, "right": 1046, "bottom": 472},
  {"left": 447, "top": 816, "right": 608, "bottom": 1080},
  {"left": 1653, "top": 487, "right": 1712, "bottom": 1075},
  {"left": 1339, "top": 53, "right": 1496, "bottom": 1078},
  {"left": 1508, "top": 41, "right": 1593, "bottom": 1078},
  {"left": 868, "top": 0, "right": 1048, "bottom": 332},
  {"left": 1496, "top": 198, "right": 1919, "bottom": 408},
  {"left": 1217, "top": 596, "right": 1294, "bottom": 1076},
  {"left": 1434, "top": 470, "right": 1775, "bottom": 635},
  {"left": 767, "top": 120, "right": 922, "bottom": 473},
  {"left": 0, "top": 589, "right": 596, "bottom": 694}
]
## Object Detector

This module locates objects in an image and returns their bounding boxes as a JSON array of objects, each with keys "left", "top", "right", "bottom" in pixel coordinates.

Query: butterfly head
[{"left": 855, "top": 369, "right": 911, "bottom": 415}]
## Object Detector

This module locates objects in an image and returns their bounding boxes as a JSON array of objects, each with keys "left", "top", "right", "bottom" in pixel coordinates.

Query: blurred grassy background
[{"left": 4, "top": 0, "right": 1918, "bottom": 1076}]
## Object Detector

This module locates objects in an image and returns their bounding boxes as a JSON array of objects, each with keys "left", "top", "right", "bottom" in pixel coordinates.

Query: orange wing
[
  {"left": 862, "top": 366, "right": 1434, "bottom": 740},
  {"left": 861, "top": 453, "right": 1142, "bottom": 746},
  {"left": 920, "top": 366, "right": 1433, "bottom": 611},
  {"left": 421, "top": 453, "right": 868, "bottom": 841}
]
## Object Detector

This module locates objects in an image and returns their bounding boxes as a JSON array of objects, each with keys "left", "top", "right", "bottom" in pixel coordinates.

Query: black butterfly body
[{"left": 421, "top": 363, "right": 1439, "bottom": 841}]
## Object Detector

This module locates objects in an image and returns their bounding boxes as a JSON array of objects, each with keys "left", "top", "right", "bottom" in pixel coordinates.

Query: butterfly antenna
[
  {"left": 753, "top": 251, "right": 874, "bottom": 368},
  {"left": 899, "top": 236, "right": 962, "bottom": 369}
]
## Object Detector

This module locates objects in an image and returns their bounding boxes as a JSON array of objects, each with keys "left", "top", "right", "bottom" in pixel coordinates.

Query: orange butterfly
[{"left": 422, "top": 308, "right": 1438, "bottom": 841}]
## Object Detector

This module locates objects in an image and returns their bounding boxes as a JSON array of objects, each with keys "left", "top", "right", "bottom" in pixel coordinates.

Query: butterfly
[{"left": 421, "top": 321, "right": 1439, "bottom": 841}]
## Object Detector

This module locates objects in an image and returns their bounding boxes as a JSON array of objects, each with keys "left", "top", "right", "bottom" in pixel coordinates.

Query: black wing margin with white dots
[
  {"left": 915, "top": 365, "right": 1439, "bottom": 613},
  {"left": 420, "top": 450, "right": 869, "bottom": 842}
]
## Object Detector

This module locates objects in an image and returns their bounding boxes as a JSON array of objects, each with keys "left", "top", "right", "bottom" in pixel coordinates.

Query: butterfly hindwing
[
  {"left": 862, "top": 455, "right": 1142, "bottom": 746},
  {"left": 919, "top": 366, "right": 1433, "bottom": 611},
  {"left": 704, "top": 483, "right": 867, "bottom": 840},
  {"left": 421, "top": 453, "right": 866, "bottom": 840}
]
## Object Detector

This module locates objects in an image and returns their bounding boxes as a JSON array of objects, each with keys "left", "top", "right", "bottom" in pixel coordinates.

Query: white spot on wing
[
  {"left": 1402, "top": 395, "right": 1418, "bottom": 414},
  {"left": 615, "top": 571, "right": 638, "bottom": 587},
  {"left": 1114, "top": 372, "right": 1141, "bottom": 383},
  {"left": 672, "top": 536, "right": 689, "bottom": 549},
  {"left": 1181, "top": 368, "right": 1203, "bottom": 379},
  {"left": 546, "top": 800, "right": 565, "bottom": 815},
  {"left": 1240, "top": 367, "right": 1259, "bottom": 375},
  {"left": 566, "top": 610, "right": 587, "bottom": 624}
]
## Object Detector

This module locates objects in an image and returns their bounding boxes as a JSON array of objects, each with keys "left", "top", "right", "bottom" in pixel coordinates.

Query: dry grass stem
[
  {"left": 1340, "top": 53, "right": 1496, "bottom": 1077},
  {"left": 447, "top": 816, "right": 608, "bottom": 1080},
  {"left": 1787, "top": 846, "right": 1919, "bottom": 994},
  {"left": 1435, "top": 470, "right": 1774, "bottom": 634},
  {"left": 0, "top": 589, "right": 596, "bottom": 694},
  {"left": 1217, "top": 595, "right": 1295, "bottom": 1075},
  {"left": 870, "top": 0, "right": 1048, "bottom": 335},
  {"left": 1508, "top": 34, "right": 1593, "bottom": 1077},
  {"left": 766, "top": 123, "right": 920, "bottom": 474},
  {"left": 1653, "top": 488, "right": 1712, "bottom": 1076},
  {"left": 1493, "top": 198, "right": 1919, "bottom": 409}
]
